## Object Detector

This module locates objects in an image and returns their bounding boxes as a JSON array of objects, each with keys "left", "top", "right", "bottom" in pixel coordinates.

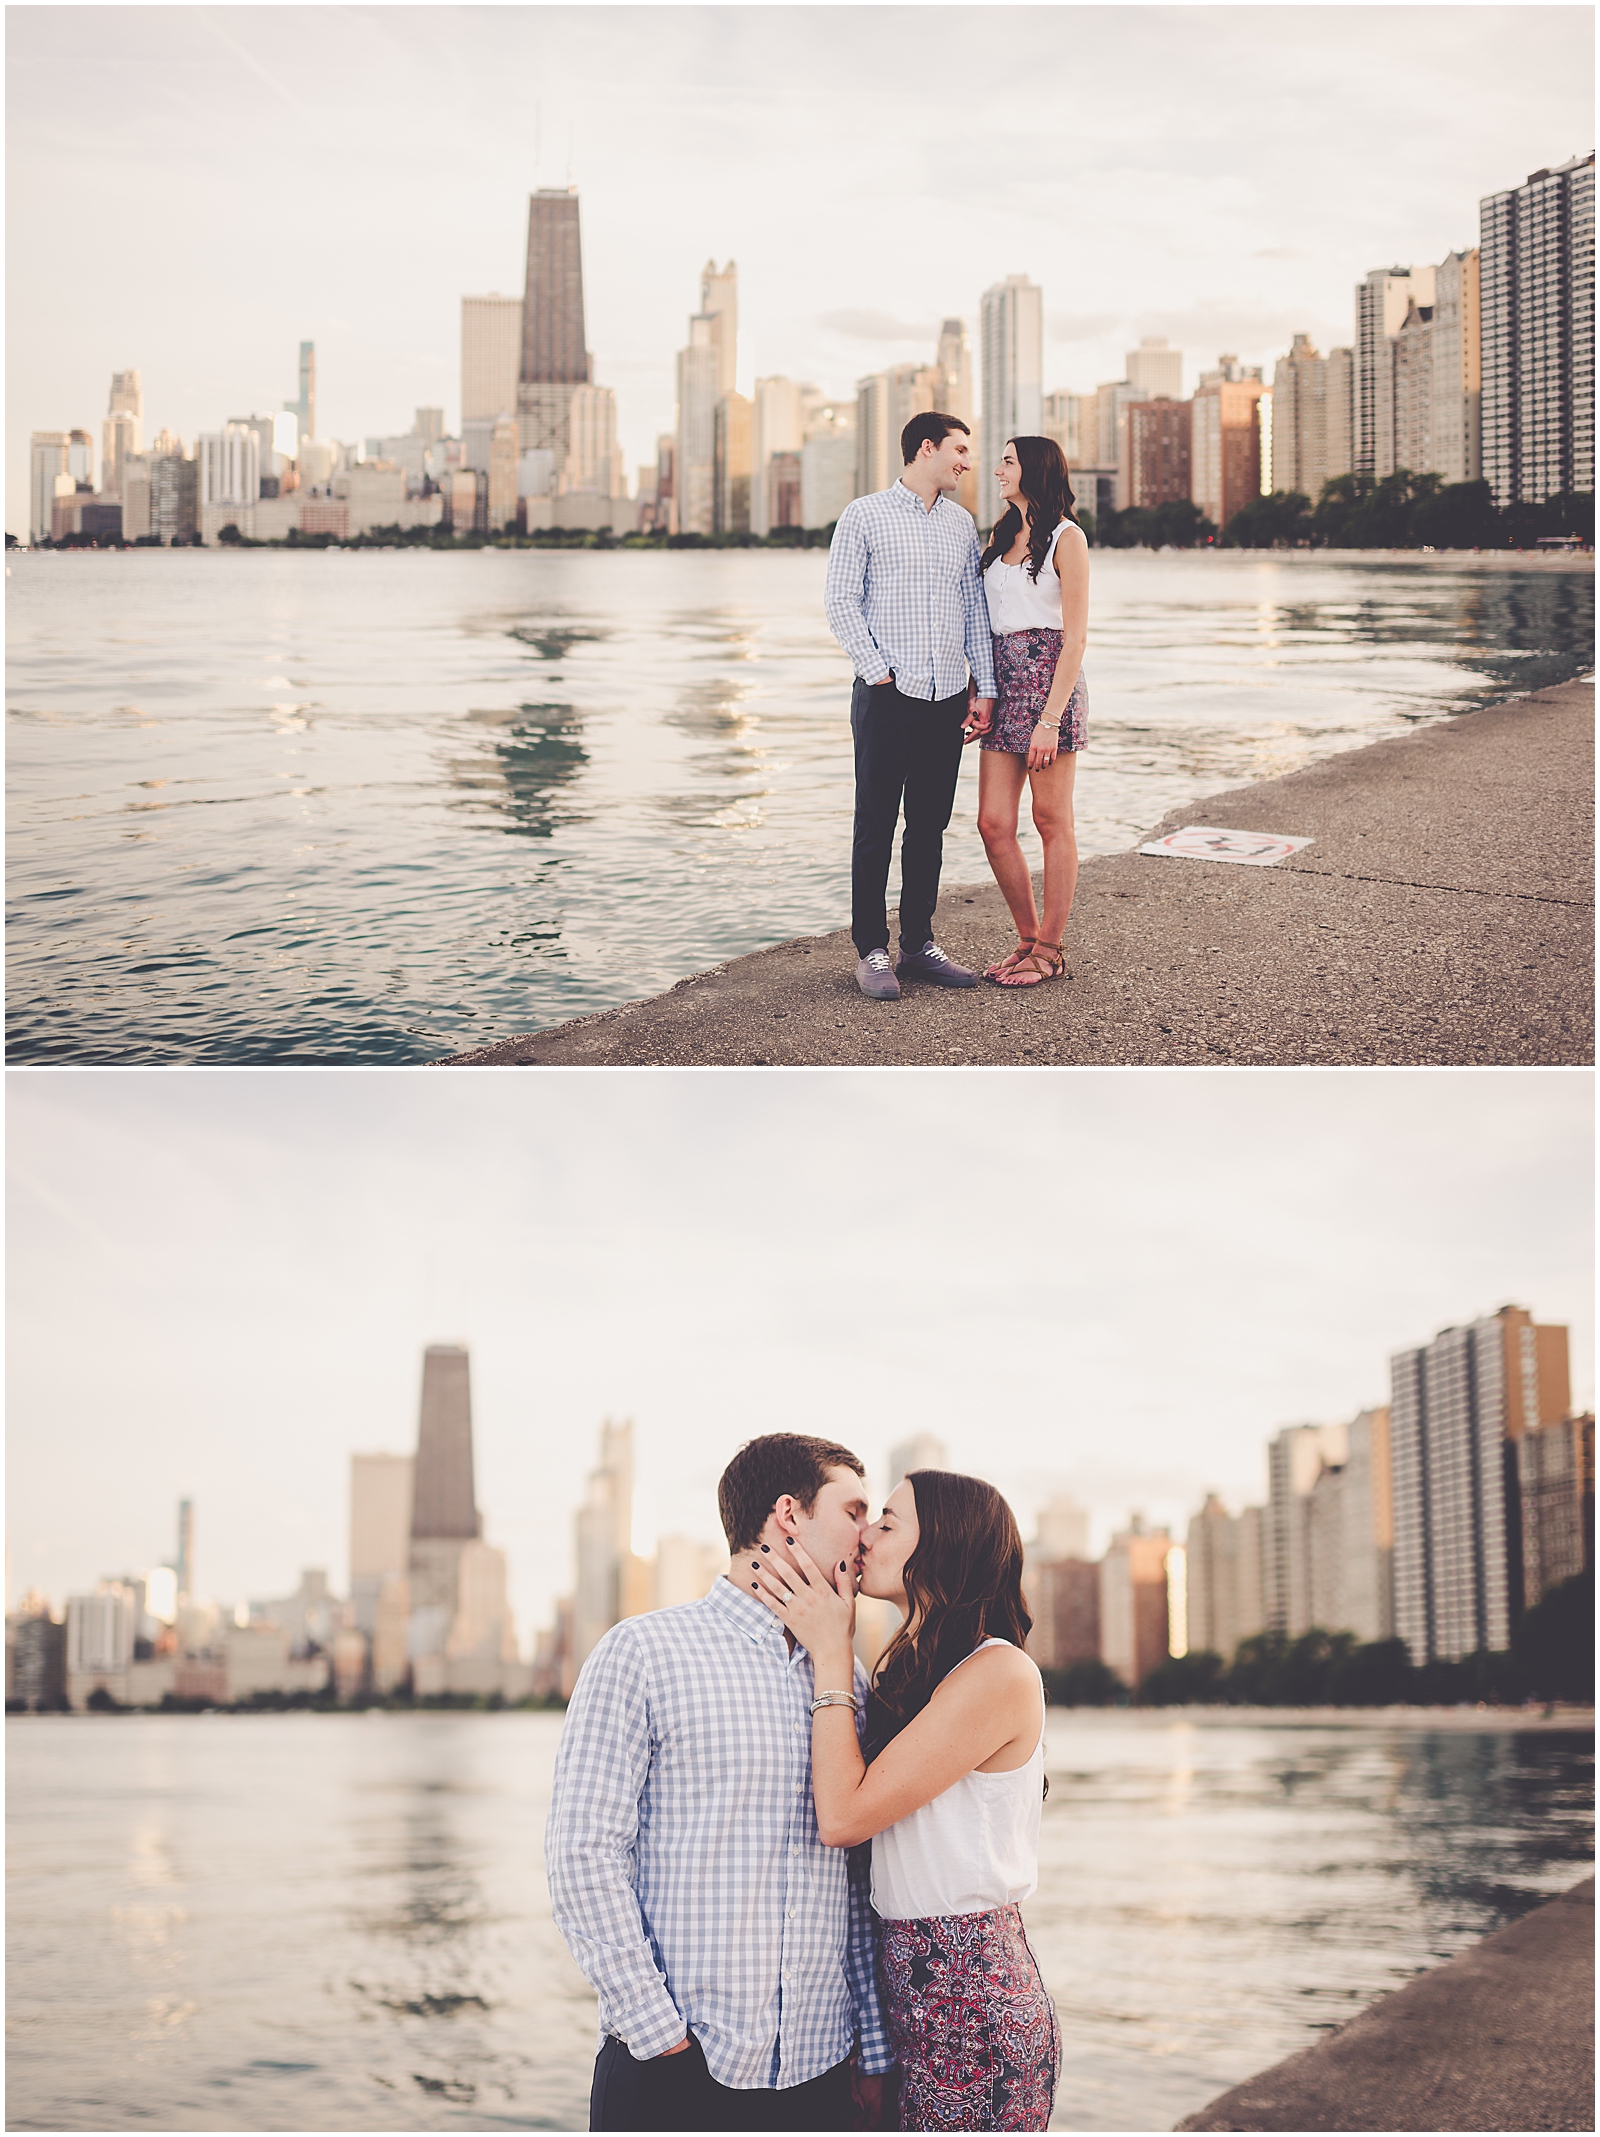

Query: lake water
[
  {"left": 6, "top": 549, "right": 1592, "bottom": 1065},
  {"left": 5, "top": 1710, "right": 1591, "bottom": 2132}
]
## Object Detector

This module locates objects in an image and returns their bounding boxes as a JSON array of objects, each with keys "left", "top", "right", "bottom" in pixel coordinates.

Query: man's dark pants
[
  {"left": 590, "top": 2032, "right": 855, "bottom": 2131},
  {"left": 850, "top": 676, "right": 968, "bottom": 958}
]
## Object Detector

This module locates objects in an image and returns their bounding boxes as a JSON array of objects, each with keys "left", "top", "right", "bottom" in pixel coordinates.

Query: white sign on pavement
[{"left": 1138, "top": 825, "right": 1314, "bottom": 867}]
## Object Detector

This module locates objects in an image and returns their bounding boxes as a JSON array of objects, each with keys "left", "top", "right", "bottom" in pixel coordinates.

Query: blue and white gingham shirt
[
  {"left": 824, "top": 479, "right": 998, "bottom": 702},
  {"left": 545, "top": 1577, "right": 892, "bottom": 2092}
]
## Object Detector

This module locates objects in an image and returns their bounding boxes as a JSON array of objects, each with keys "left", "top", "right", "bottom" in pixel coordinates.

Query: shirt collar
[
  {"left": 892, "top": 478, "right": 944, "bottom": 515},
  {"left": 705, "top": 1571, "right": 786, "bottom": 1646}
]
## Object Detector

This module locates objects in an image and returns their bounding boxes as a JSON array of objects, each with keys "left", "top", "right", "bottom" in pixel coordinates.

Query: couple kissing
[{"left": 546, "top": 1433, "right": 1060, "bottom": 2132}]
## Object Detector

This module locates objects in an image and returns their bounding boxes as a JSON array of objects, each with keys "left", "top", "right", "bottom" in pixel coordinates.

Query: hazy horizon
[
  {"left": 7, "top": 4, "right": 1593, "bottom": 535},
  {"left": 7, "top": 1068, "right": 1592, "bottom": 1645}
]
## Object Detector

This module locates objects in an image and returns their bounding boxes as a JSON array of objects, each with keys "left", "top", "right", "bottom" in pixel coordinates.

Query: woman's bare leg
[
  {"left": 977, "top": 752, "right": 1039, "bottom": 950},
  {"left": 1030, "top": 751, "right": 1080, "bottom": 948}
]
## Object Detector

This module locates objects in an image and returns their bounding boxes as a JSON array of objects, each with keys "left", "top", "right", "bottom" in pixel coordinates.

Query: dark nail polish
[
  {"left": 760, "top": 1545, "right": 770, "bottom": 1553},
  {"left": 784, "top": 1536, "right": 794, "bottom": 1544},
  {"left": 841, "top": 1561, "right": 848, "bottom": 1570},
  {"left": 752, "top": 1583, "right": 759, "bottom": 1590},
  {"left": 751, "top": 1561, "right": 760, "bottom": 1569}
]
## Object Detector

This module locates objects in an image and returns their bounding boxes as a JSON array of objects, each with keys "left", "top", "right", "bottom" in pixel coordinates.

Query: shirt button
[{"left": 790, "top": 1846, "right": 799, "bottom": 1857}]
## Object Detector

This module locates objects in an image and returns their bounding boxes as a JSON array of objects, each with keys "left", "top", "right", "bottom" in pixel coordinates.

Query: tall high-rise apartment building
[
  {"left": 1390, "top": 1305, "right": 1570, "bottom": 1664},
  {"left": 518, "top": 190, "right": 592, "bottom": 481},
  {"left": 675, "top": 315, "right": 720, "bottom": 537},
  {"left": 1518, "top": 1407, "right": 1590, "bottom": 1610},
  {"left": 936, "top": 318, "right": 974, "bottom": 425},
  {"left": 1093, "top": 379, "right": 1143, "bottom": 511},
  {"left": 566, "top": 385, "right": 620, "bottom": 497},
  {"left": 350, "top": 1450, "right": 412, "bottom": 1690},
  {"left": 1021, "top": 1493, "right": 1095, "bottom": 1673},
  {"left": 1355, "top": 267, "right": 1433, "bottom": 475},
  {"left": 461, "top": 294, "right": 523, "bottom": 424},
  {"left": 283, "top": 343, "right": 315, "bottom": 450},
  {"left": 855, "top": 372, "right": 893, "bottom": 499},
  {"left": 1127, "top": 398, "right": 1191, "bottom": 509},
  {"left": 751, "top": 377, "right": 816, "bottom": 536},
  {"left": 1389, "top": 300, "right": 1436, "bottom": 477},
  {"left": 197, "top": 426, "right": 262, "bottom": 509},
  {"left": 1099, "top": 1517, "right": 1172, "bottom": 1689},
  {"left": 101, "top": 369, "right": 143, "bottom": 497},
  {"left": 1271, "top": 335, "right": 1355, "bottom": 499},
  {"left": 714, "top": 392, "right": 752, "bottom": 533},
  {"left": 980, "top": 275, "right": 1043, "bottom": 527},
  {"left": 1184, "top": 1495, "right": 1265, "bottom": 1660},
  {"left": 1042, "top": 391, "right": 1091, "bottom": 465},
  {"left": 1125, "top": 336, "right": 1183, "bottom": 398},
  {"left": 1430, "top": 250, "right": 1483, "bottom": 484},
  {"left": 1192, "top": 358, "right": 1265, "bottom": 530},
  {"left": 800, "top": 401, "right": 857, "bottom": 531},
  {"left": 572, "top": 1419, "right": 637, "bottom": 1688},
  {"left": 29, "top": 433, "right": 70, "bottom": 543},
  {"left": 699, "top": 261, "right": 738, "bottom": 398},
  {"left": 408, "top": 1343, "right": 481, "bottom": 1647},
  {"left": 1304, "top": 1409, "right": 1394, "bottom": 1643},
  {"left": 1264, "top": 1421, "right": 1349, "bottom": 1635},
  {"left": 1479, "top": 153, "right": 1595, "bottom": 508}
]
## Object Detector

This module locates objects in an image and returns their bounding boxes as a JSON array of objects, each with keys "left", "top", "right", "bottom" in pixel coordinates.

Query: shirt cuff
[{"left": 614, "top": 1989, "right": 688, "bottom": 2062}]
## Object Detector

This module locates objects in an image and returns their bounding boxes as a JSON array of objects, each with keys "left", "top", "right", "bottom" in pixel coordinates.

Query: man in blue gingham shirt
[
  {"left": 546, "top": 1435, "right": 893, "bottom": 2131},
  {"left": 824, "top": 411, "right": 997, "bottom": 1000}
]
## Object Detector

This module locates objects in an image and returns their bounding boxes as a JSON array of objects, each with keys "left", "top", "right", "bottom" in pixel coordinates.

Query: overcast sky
[
  {"left": 8, "top": 1068, "right": 1592, "bottom": 1643},
  {"left": 7, "top": 5, "right": 1593, "bottom": 534}
]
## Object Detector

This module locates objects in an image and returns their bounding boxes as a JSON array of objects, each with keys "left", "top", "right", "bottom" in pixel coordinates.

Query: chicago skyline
[{"left": 7, "top": 6, "right": 1591, "bottom": 537}]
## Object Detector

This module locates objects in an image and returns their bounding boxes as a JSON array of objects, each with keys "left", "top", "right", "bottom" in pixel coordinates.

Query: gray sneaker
[
  {"left": 896, "top": 940, "right": 979, "bottom": 989},
  {"left": 855, "top": 950, "right": 901, "bottom": 1000}
]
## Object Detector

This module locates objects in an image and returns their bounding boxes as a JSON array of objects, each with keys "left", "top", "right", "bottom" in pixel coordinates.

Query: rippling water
[
  {"left": 5, "top": 1710, "right": 1591, "bottom": 2132},
  {"left": 6, "top": 550, "right": 1592, "bottom": 1064}
]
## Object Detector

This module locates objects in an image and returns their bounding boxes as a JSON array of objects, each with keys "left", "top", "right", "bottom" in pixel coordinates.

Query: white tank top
[
  {"left": 870, "top": 1638, "right": 1047, "bottom": 1922},
  {"left": 983, "top": 519, "right": 1075, "bottom": 634}
]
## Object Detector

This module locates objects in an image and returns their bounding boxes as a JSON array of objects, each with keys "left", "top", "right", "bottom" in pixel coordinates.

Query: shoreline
[
  {"left": 10, "top": 542, "right": 1594, "bottom": 569},
  {"left": 1176, "top": 1876, "right": 1595, "bottom": 2132},
  {"left": 441, "top": 675, "right": 1595, "bottom": 1068},
  {"left": 14, "top": 1702, "right": 1589, "bottom": 1728}
]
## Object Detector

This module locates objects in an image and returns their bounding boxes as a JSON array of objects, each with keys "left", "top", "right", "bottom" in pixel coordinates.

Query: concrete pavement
[
  {"left": 1175, "top": 1876, "right": 1595, "bottom": 2132},
  {"left": 441, "top": 678, "right": 1593, "bottom": 1067}
]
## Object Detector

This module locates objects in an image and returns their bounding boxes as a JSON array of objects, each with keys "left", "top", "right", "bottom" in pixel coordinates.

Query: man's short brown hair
[{"left": 717, "top": 1434, "right": 866, "bottom": 1554}]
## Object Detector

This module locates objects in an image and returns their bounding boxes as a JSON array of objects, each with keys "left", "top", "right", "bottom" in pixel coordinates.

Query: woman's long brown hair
[
  {"left": 864, "top": 1470, "right": 1033, "bottom": 1762},
  {"left": 979, "top": 435, "right": 1078, "bottom": 581}
]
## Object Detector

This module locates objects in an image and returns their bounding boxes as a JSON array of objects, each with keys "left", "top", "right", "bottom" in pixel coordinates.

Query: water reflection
[{"left": 6, "top": 551, "right": 1591, "bottom": 1064}]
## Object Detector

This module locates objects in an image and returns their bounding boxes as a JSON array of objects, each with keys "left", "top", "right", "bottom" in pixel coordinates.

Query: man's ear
[{"left": 771, "top": 1493, "right": 800, "bottom": 1537}]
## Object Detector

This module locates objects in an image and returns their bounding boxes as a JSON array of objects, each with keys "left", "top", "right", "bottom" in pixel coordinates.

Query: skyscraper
[
  {"left": 1125, "top": 336, "right": 1183, "bottom": 398},
  {"left": 980, "top": 275, "right": 1043, "bottom": 527},
  {"left": 409, "top": 1343, "right": 480, "bottom": 1635},
  {"left": 1430, "top": 249, "right": 1482, "bottom": 485},
  {"left": 936, "top": 318, "right": 974, "bottom": 426},
  {"left": 572, "top": 1419, "right": 636, "bottom": 1686},
  {"left": 1184, "top": 1495, "right": 1265, "bottom": 1660},
  {"left": 461, "top": 294, "right": 523, "bottom": 424},
  {"left": 888, "top": 1434, "right": 948, "bottom": 1490},
  {"left": 1271, "top": 334, "right": 1355, "bottom": 499},
  {"left": 1355, "top": 267, "right": 1434, "bottom": 475},
  {"left": 1479, "top": 153, "right": 1594, "bottom": 508},
  {"left": 1190, "top": 357, "right": 1265, "bottom": 530},
  {"left": 101, "top": 370, "right": 143, "bottom": 498},
  {"left": 1126, "top": 397, "right": 1191, "bottom": 510},
  {"left": 699, "top": 261, "right": 738, "bottom": 397},
  {"left": 1264, "top": 1421, "right": 1348, "bottom": 1635},
  {"left": 1389, "top": 1305, "right": 1569, "bottom": 1665},
  {"left": 283, "top": 343, "right": 315, "bottom": 449},
  {"left": 675, "top": 305, "right": 720, "bottom": 537},
  {"left": 28, "top": 433, "right": 69, "bottom": 544},
  {"left": 516, "top": 190, "right": 590, "bottom": 480}
]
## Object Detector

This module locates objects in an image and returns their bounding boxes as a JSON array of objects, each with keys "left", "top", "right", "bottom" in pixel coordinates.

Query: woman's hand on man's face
[{"left": 747, "top": 1536, "right": 856, "bottom": 1657}]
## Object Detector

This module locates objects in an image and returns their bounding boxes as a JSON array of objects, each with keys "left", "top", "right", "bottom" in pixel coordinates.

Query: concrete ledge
[
  {"left": 1175, "top": 1876, "right": 1595, "bottom": 2132},
  {"left": 439, "top": 678, "right": 1594, "bottom": 1067}
]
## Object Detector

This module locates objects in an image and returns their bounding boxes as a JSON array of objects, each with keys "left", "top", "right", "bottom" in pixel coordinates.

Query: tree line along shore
[
  {"left": 12, "top": 1569, "right": 1591, "bottom": 1719},
  {"left": 11, "top": 472, "right": 1593, "bottom": 556}
]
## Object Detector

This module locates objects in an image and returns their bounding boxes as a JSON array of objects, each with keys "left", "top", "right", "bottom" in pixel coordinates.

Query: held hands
[
  {"left": 747, "top": 1537, "right": 856, "bottom": 1664},
  {"left": 963, "top": 694, "right": 995, "bottom": 744}
]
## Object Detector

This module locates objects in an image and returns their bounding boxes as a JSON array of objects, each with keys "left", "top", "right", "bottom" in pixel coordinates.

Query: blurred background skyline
[
  {"left": 7, "top": 3, "right": 1594, "bottom": 535},
  {"left": 7, "top": 1067, "right": 1592, "bottom": 1644}
]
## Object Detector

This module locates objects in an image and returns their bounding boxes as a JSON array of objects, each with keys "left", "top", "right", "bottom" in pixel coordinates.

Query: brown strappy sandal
[
  {"left": 984, "top": 937, "right": 1037, "bottom": 983},
  {"left": 998, "top": 940, "right": 1065, "bottom": 988}
]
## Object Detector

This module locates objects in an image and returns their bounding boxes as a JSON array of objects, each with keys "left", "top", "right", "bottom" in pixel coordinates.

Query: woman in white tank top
[
  {"left": 749, "top": 1470, "right": 1059, "bottom": 2132},
  {"left": 973, "top": 433, "right": 1090, "bottom": 990}
]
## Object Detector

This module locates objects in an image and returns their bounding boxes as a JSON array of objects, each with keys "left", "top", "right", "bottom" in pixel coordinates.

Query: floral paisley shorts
[
  {"left": 981, "top": 629, "right": 1087, "bottom": 756},
  {"left": 877, "top": 1903, "right": 1061, "bottom": 2132}
]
